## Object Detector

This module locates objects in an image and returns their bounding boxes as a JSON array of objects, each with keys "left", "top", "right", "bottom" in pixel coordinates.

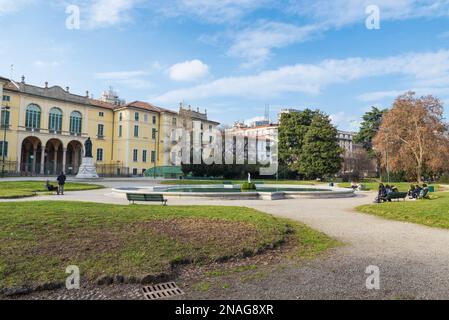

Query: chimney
[
  {"left": 197, "top": 107, "right": 199, "bottom": 112},
  {"left": 21, "top": 75, "right": 25, "bottom": 84},
  {"left": 66, "top": 87, "right": 70, "bottom": 93},
  {"left": 45, "top": 82, "right": 48, "bottom": 88},
  {"left": 86, "top": 90, "right": 89, "bottom": 97}
]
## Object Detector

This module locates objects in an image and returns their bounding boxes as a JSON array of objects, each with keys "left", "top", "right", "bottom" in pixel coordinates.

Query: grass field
[
  {"left": 160, "top": 179, "right": 321, "bottom": 185},
  {"left": 0, "top": 201, "right": 338, "bottom": 289},
  {"left": 0, "top": 181, "right": 104, "bottom": 199},
  {"left": 357, "top": 192, "right": 449, "bottom": 229}
]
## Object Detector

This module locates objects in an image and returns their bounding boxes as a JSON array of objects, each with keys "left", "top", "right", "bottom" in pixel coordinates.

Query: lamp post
[
  {"left": 1, "top": 105, "right": 10, "bottom": 178},
  {"left": 153, "top": 129, "right": 158, "bottom": 179},
  {"left": 384, "top": 131, "right": 390, "bottom": 183}
]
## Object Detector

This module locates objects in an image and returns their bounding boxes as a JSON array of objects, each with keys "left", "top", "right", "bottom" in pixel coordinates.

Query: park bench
[
  {"left": 126, "top": 193, "right": 168, "bottom": 206},
  {"left": 383, "top": 192, "right": 408, "bottom": 202}
]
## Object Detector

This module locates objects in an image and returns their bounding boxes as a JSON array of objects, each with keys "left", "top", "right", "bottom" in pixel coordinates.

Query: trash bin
[
  {"left": 329, "top": 182, "right": 334, "bottom": 187},
  {"left": 428, "top": 185, "right": 435, "bottom": 192}
]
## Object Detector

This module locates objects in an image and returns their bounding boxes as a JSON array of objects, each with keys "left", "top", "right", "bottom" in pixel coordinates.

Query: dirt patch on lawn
[
  {"left": 139, "top": 218, "right": 262, "bottom": 248},
  {"left": 5, "top": 218, "right": 273, "bottom": 260}
]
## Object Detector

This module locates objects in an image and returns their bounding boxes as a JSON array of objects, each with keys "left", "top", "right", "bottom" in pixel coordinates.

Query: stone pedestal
[{"left": 76, "top": 157, "right": 99, "bottom": 179}]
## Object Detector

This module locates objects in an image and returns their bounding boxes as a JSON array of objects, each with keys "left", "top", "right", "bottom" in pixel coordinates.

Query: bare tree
[{"left": 373, "top": 92, "right": 449, "bottom": 182}]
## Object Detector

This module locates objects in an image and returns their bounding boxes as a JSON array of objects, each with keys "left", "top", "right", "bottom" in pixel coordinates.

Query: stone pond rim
[{"left": 111, "top": 184, "right": 355, "bottom": 200}]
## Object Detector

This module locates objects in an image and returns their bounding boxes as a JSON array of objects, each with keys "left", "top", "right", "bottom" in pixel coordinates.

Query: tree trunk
[{"left": 416, "top": 163, "right": 422, "bottom": 183}]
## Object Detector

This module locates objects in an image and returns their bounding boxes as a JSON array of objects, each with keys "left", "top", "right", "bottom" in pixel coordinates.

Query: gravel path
[{"left": 3, "top": 187, "right": 449, "bottom": 299}]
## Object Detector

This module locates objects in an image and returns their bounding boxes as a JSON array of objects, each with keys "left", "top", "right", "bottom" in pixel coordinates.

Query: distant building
[
  {"left": 98, "top": 87, "right": 126, "bottom": 106},
  {"left": 337, "top": 131, "right": 377, "bottom": 177},
  {"left": 226, "top": 122, "right": 278, "bottom": 164}
]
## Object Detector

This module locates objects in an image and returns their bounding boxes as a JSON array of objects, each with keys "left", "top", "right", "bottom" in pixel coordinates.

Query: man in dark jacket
[{"left": 57, "top": 172, "right": 66, "bottom": 195}]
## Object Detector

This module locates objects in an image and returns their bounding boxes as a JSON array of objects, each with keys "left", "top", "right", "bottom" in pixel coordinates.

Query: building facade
[
  {"left": 227, "top": 112, "right": 377, "bottom": 177},
  {"left": 0, "top": 76, "right": 219, "bottom": 176},
  {"left": 226, "top": 121, "right": 277, "bottom": 164}
]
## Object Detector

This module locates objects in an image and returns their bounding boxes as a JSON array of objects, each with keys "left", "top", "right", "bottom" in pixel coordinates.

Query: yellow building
[{"left": 0, "top": 76, "right": 219, "bottom": 177}]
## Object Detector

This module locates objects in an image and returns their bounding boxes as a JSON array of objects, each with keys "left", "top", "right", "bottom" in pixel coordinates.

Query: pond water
[{"left": 161, "top": 187, "right": 331, "bottom": 193}]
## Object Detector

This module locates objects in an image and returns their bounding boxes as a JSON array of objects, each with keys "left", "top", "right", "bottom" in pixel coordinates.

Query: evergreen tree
[
  {"left": 298, "top": 114, "right": 343, "bottom": 179},
  {"left": 278, "top": 109, "right": 320, "bottom": 174},
  {"left": 354, "top": 107, "right": 387, "bottom": 176},
  {"left": 354, "top": 107, "right": 387, "bottom": 158}
]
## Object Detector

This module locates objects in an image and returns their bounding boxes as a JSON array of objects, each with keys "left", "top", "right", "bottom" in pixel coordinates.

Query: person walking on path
[{"left": 57, "top": 172, "right": 66, "bottom": 195}]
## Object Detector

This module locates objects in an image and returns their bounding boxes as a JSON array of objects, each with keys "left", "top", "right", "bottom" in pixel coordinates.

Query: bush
[
  {"left": 438, "top": 173, "right": 449, "bottom": 184},
  {"left": 241, "top": 182, "right": 257, "bottom": 190},
  {"left": 380, "top": 170, "right": 408, "bottom": 182}
]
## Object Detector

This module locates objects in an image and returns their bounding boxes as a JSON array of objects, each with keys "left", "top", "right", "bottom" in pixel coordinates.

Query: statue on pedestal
[
  {"left": 84, "top": 137, "right": 93, "bottom": 158},
  {"left": 76, "top": 137, "right": 99, "bottom": 179}
]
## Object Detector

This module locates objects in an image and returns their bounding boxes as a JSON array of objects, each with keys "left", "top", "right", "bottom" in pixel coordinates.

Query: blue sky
[{"left": 1, "top": 0, "right": 449, "bottom": 130}]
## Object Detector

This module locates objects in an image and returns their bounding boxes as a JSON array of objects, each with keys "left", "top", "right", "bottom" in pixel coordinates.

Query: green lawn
[
  {"left": 338, "top": 182, "right": 439, "bottom": 192},
  {"left": 160, "top": 179, "right": 321, "bottom": 185},
  {"left": 357, "top": 192, "right": 449, "bottom": 229},
  {"left": 0, "top": 181, "right": 104, "bottom": 199},
  {"left": 0, "top": 201, "right": 338, "bottom": 289}
]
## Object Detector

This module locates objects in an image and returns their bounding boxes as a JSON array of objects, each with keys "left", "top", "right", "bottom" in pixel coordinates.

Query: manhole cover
[{"left": 142, "top": 282, "right": 184, "bottom": 300}]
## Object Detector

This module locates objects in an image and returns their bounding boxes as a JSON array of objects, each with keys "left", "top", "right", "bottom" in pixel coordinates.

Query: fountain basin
[{"left": 111, "top": 184, "right": 355, "bottom": 200}]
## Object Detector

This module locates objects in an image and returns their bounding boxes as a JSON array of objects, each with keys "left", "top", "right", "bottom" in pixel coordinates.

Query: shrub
[{"left": 241, "top": 182, "right": 257, "bottom": 190}]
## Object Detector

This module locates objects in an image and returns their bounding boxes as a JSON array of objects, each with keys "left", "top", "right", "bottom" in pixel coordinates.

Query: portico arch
[
  {"left": 20, "top": 136, "right": 43, "bottom": 175},
  {"left": 44, "top": 139, "right": 64, "bottom": 175},
  {"left": 66, "top": 140, "right": 83, "bottom": 175}
]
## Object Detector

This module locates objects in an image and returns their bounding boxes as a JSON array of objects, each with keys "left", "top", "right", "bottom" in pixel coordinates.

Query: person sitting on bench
[
  {"left": 411, "top": 185, "right": 422, "bottom": 199},
  {"left": 407, "top": 185, "right": 416, "bottom": 198},
  {"left": 419, "top": 184, "right": 429, "bottom": 199},
  {"left": 45, "top": 180, "right": 57, "bottom": 192},
  {"left": 375, "top": 183, "right": 386, "bottom": 203}
]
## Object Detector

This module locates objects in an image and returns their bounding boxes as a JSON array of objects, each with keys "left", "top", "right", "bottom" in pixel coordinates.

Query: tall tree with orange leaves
[{"left": 373, "top": 92, "right": 449, "bottom": 182}]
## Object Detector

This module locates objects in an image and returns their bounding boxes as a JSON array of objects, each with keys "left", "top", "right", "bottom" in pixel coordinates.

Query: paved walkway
[{"left": 3, "top": 186, "right": 449, "bottom": 299}]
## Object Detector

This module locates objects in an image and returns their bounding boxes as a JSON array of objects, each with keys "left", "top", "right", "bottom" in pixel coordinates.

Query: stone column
[
  {"left": 62, "top": 148, "right": 67, "bottom": 174},
  {"left": 16, "top": 143, "right": 22, "bottom": 174},
  {"left": 53, "top": 146, "right": 59, "bottom": 175},
  {"left": 40, "top": 147, "right": 45, "bottom": 175},
  {"left": 32, "top": 147, "right": 37, "bottom": 175},
  {"left": 24, "top": 149, "right": 29, "bottom": 173},
  {"left": 74, "top": 147, "right": 79, "bottom": 172}
]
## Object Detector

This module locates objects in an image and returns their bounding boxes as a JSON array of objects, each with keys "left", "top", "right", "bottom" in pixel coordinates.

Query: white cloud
[
  {"left": 86, "top": 0, "right": 137, "bottom": 28},
  {"left": 244, "top": 116, "right": 267, "bottom": 125},
  {"left": 94, "top": 70, "right": 151, "bottom": 88},
  {"left": 168, "top": 59, "right": 210, "bottom": 81},
  {"left": 94, "top": 70, "right": 147, "bottom": 79},
  {"left": 330, "top": 111, "right": 361, "bottom": 131},
  {"left": 359, "top": 87, "right": 449, "bottom": 103},
  {"left": 0, "top": 0, "right": 32, "bottom": 15},
  {"left": 33, "top": 60, "right": 61, "bottom": 68},
  {"left": 358, "top": 90, "right": 404, "bottom": 102},
  {"left": 228, "top": 22, "right": 320, "bottom": 67},
  {"left": 288, "top": 0, "right": 449, "bottom": 28},
  {"left": 158, "top": 0, "right": 270, "bottom": 23},
  {"left": 439, "top": 31, "right": 449, "bottom": 38},
  {"left": 154, "top": 50, "right": 449, "bottom": 104}
]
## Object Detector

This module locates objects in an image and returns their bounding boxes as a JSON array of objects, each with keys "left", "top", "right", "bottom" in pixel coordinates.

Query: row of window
[
  {"left": 3, "top": 105, "right": 107, "bottom": 137},
  {"left": 24, "top": 104, "right": 83, "bottom": 134},
  {"left": 117, "top": 125, "right": 157, "bottom": 139},
  {"left": 119, "top": 112, "right": 162, "bottom": 125},
  {"left": 132, "top": 149, "right": 156, "bottom": 163}
]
